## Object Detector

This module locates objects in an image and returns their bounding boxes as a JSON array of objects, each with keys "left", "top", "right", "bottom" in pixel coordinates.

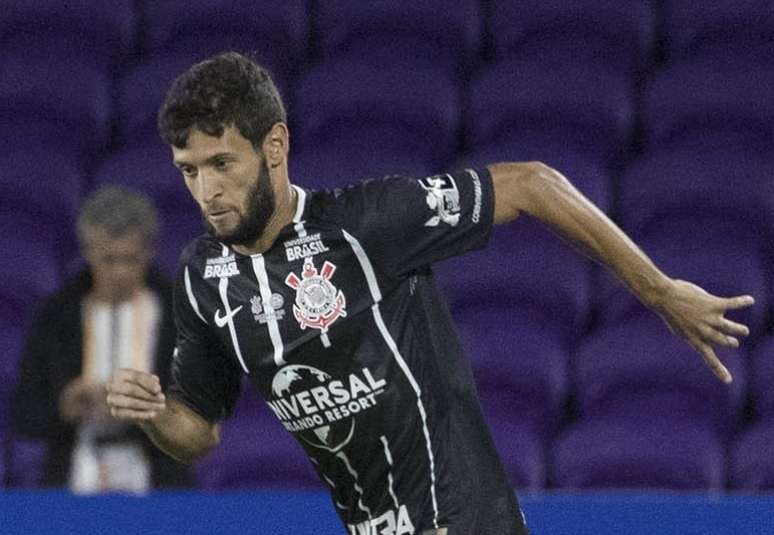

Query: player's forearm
[
  {"left": 490, "top": 161, "right": 673, "bottom": 310},
  {"left": 139, "top": 398, "right": 220, "bottom": 464}
]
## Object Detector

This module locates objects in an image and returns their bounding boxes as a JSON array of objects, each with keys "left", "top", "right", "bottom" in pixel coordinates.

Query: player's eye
[
  {"left": 214, "top": 159, "right": 230, "bottom": 171},
  {"left": 179, "top": 166, "right": 197, "bottom": 178}
]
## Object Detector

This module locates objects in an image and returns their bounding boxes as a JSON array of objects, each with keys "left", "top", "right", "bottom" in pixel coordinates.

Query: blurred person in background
[{"left": 11, "top": 185, "right": 190, "bottom": 493}]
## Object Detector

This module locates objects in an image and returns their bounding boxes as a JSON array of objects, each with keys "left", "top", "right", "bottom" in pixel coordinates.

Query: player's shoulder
[
  {"left": 175, "top": 233, "right": 224, "bottom": 275},
  {"left": 300, "top": 174, "right": 419, "bottom": 218}
]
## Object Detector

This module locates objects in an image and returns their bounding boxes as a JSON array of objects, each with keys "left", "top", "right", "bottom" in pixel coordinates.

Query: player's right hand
[{"left": 106, "top": 368, "right": 167, "bottom": 422}]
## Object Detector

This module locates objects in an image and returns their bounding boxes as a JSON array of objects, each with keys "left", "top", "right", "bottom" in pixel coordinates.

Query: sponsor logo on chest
[
  {"left": 204, "top": 254, "right": 240, "bottom": 279},
  {"left": 284, "top": 232, "right": 331, "bottom": 262},
  {"left": 267, "top": 364, "right": 387, "bottom": 451}
]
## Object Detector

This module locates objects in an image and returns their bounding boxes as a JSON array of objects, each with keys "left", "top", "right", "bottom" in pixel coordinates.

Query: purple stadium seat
[
  {"left": 664, "top": 0, "right": 774, "bottom": 61},
  {"left": 487, "top": 419, "right": 546, "bottom": 490},
  {"left": 729, "top": 422, "right": 774, "bottom": 490},
  {"left": 0, "top": 49, "right": 113, "bottom": 156},
  {"left": 468, "top": 58, "right": 634, "bottom": 164},
  {"left": 435, "top": 218, "right": 593, "bottom": 339},
  {"left": 0, "top": 324, "right": 25, "bottom": 395},
  {"left": 643, "top": 59, "right": 774, "bottom": 154},
  {"left": 0, "top": 209, "right": 76, "bottom": 274},
  {"left": 0, "top": 0, "right": 136, "bottom": 69},
  {"left": 552, "top": 416, "right": 725, "bottom": 490},
  {"left": 751, "top": 337, "right": 774, "bottom": 418},
  {"left": 92, "top": 144, "right": 203, "bottom": 276},
  {"left": 490, "top": 0, "right": 656, "bottom": 72},
  {"left": 0, "top": 119, "right": 80, "bottom": 154},
  {"left": 118, "top": 53, "right": 290, "bottom": 146},
  {"left": 454, "top": 144, "right": 613, "bottom": 213},
  {"left": 6, "top": 437, "right": 46, "bottom": 488},
  {"left": 140, "top": 0, "right": 306, "bottom": 79},
  {"left": 597, "top": 218, "right": 767, "bottom": 335},
  {"left": 92, "top": 145, "right": 195, "bottom": 212},
  {"left": 294, "top": 58, "right": 461, "bottom": 167},
  {"left": 155, "top": 214, "right": 204, "bottom": 277},
  {"left": 315, "top": 0, "right": 482, "bottom": 77},
  {"left": 1, "top": 144, "right": 83, "bottom": 226},
  {"left": 195, "top": 385, "right": 322, "bottom": 490},
  {"left": 574, "top": 315, "right": 748, "bottom": 436},
  {"left": 0, "top": 238, "right": 59, "bottom": 323},
  {"left": 455, "top": 309, "right": 569, "bottom": 439},
  {"left": 618, "top": 147, "right": 774, "bottom": 239},
  {"left": 0, "top": 323, "right": 25, "bottom": 486},
  {"left": 290, "top": 138, "right": 433, "bottom": 191}
]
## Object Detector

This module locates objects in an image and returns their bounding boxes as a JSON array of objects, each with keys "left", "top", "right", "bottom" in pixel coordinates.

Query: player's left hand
[{"left": 654, "top": 278, "right": 754, "bottom": 383}]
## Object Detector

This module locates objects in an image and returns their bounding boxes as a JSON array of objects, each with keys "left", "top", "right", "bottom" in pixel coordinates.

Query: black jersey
[{"left": 169, "top": 168, "right": 529, "bottom": 534}]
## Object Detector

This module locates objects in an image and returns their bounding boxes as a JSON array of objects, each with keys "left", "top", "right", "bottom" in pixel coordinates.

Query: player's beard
[{"left": 205, "top": 159, "right": 277, "bottom": 246}]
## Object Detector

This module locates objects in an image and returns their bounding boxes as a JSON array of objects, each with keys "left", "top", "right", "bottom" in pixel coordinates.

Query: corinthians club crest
[{"left": 284, "top": 257, "right": 346, "bottom": 332}]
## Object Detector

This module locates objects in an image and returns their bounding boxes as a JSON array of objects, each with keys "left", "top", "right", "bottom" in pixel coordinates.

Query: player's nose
[{"left": 198, "top": 168, "right": 223, "bottom": 204}]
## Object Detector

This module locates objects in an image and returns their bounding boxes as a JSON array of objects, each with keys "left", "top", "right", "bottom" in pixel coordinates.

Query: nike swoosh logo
[{"left": 214, "top": 305, "right": 243, "bottom": 328}]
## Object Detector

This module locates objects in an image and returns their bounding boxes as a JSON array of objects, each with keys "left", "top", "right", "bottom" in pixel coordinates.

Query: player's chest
[{"left": 195, "top": 230, "right": 380, "bottom": 372}]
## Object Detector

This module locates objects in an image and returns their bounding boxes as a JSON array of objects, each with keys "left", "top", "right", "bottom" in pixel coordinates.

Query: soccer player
[{"left": 106, "top": 52, "right": 753, "bottom": 534}]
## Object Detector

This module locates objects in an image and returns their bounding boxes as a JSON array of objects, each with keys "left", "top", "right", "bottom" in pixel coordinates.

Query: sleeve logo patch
[{"left": 419, "top": 174, "right": 461, "bottom": 227}]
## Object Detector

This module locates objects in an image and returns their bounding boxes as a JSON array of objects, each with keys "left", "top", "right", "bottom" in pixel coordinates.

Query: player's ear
[{"left": 263, "top": 122, "right": 289, "bottom": 167}]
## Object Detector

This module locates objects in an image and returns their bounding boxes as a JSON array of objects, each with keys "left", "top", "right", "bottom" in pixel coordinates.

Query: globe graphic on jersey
[
  {"left": 272, "top": 364, "right": 331, "bottom": 397},
  {"left": 271, "top": 364, "right": 356, "bottom": 453}
]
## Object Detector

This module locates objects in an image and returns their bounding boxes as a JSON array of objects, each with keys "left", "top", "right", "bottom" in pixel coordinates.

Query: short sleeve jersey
[{"left": 170, "top": 168, "right": 529, "bottom": 534}]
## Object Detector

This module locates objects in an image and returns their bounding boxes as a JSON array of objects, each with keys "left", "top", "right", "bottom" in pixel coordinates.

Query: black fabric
[
  {"left": 167, "top": 242, "right": 243, "bottom": 423},
  {"left": 10, "top": 266, "right": 192, "bottom": 489},
  {"left": 170, "top": 168, "right": 529, "bottom": 534}
]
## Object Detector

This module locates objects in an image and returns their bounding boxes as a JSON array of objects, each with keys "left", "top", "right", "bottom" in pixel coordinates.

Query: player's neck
[{"left": 231, "top": 184, "right": 297, "bottom": 256}]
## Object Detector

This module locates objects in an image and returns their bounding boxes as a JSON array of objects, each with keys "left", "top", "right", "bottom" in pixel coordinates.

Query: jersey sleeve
[
  {"left": 167, "top": 264, "right": 241, "bottom": 423},
  {"left": 335, "top": 167, "right": 495, "bottom": 277}
]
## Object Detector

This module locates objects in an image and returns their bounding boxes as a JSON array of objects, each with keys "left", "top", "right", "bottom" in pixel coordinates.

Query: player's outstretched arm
[
  {"left": 487, "top": 161, "right": 755, "bottom": 383},
  {"left": 106, "top": 368, "right": 220, "bottom": 463}
]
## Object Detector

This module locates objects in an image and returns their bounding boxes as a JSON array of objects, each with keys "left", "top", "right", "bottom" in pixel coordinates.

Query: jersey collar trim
[{"left": 291, "top": 184, "right": 307, "bottom": 223}]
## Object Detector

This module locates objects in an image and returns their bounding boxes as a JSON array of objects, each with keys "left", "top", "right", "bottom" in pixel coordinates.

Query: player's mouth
[{"left": 207, "top": 209, "right": 232, "bottom": 221}]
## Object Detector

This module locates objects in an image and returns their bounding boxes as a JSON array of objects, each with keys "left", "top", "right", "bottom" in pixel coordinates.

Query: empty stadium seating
[{"left": 0, "top": 1, "right": 770, "bottom": 493}]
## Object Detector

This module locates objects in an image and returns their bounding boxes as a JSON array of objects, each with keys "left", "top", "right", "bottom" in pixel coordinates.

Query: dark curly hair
[{"left": 157, "top": 52, "right": 287, "bottom": 150}]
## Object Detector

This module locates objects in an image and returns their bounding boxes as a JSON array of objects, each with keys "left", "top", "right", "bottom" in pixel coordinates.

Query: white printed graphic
[
  {"left": 267, "top": 364, "right": 386, "bottom": 453},
  {"left": 468, "top": 168, "right": 483, "bottom": 224},
  {"left": 204, "top": 255, "right": 240, "bottom": 279},
  {"left": 419, "top": 174, "right": 461, "bottom": 227},
  {"left": 347, "top": 505, "right": 415, "bottom": 535},
  {"left": 284, "top": 258, "right": 347, "bottom": 333},
  {"left": 284, "top": 232, "right": 331, "bottom": 262},
  {"left": 214, "top": 305, "right": 243, "bottom": 328},
  {"left": 250, "top": 293, "right": 285, "bottom": 324}
]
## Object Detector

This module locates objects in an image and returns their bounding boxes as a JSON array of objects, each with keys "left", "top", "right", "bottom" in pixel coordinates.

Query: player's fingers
[
  {"left": 699, "top": 324, "right": 739, "bottom": 348},
  {"left": 716, "top": 295, "right": 755, "bottom": 311},
  {"left": 106, "top": 393, "right": 166, "bottom": 412},
  {"left": 694, "top": 341, "right": 732, "bottom": 384},
  {"left": 110, "top": 369, "right": 163, "bottom": 397},
  {"left": 124, "top": 369, "right": 162, "bottom": 395},
  {"left": 110, "top": 407, "right": 159, "bottom": 421},
  {"left": 714, "top": 317, "right": 750, "bottom": 337},
  {"left": 106, "top": 377, "right": 165, "bottom": 403}
]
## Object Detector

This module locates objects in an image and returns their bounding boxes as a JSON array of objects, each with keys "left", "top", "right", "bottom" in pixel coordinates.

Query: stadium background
[{"left": 0, "top": 0, "right": 773, "bottom": 533}]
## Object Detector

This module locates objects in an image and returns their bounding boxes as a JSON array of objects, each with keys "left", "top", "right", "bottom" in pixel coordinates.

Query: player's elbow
[
  {"left": 489, "top": 161, "right": 565, "bottom": 224},
  {"left": 188, "top": 424, "right": 221, "bottom": 463},
  {"left": 168, "top": 428, "right": 219, "bottom": 465}
]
